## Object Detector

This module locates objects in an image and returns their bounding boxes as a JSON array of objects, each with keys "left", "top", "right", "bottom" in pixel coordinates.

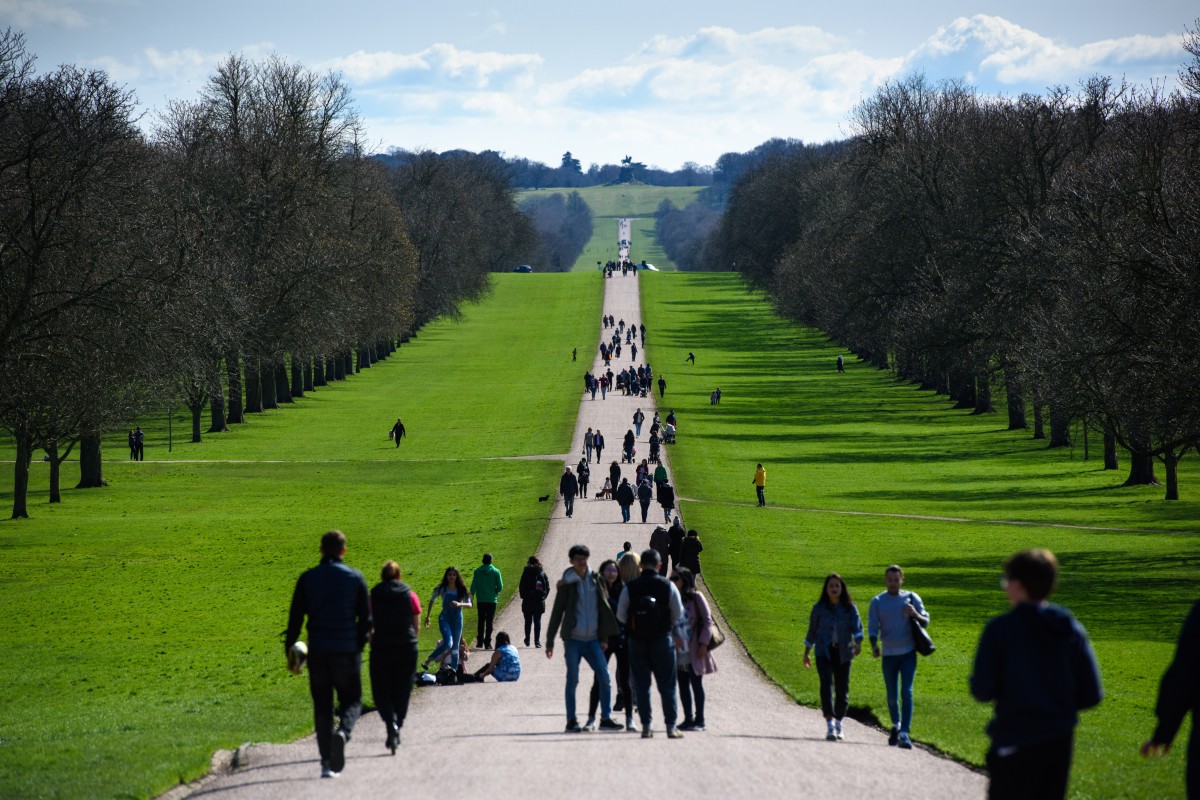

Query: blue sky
[{"left": 4, "top": 0, "right": 1194, "bottom": 169}]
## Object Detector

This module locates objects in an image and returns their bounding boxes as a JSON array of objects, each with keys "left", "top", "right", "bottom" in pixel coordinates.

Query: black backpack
[{"left": 628, "top": 576, "right": 671, "bottom": 640}]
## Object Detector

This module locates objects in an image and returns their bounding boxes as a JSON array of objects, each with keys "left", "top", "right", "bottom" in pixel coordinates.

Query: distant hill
[{"left": 517, "top": 184, "right": 705, "bottom": 271}]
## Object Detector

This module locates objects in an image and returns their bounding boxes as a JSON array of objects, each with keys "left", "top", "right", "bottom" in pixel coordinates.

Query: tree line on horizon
[
  {"left": 702, "top": 23, "right": 1200, "bottom": 500},
  {"left": 0, "top": 31, "right": 539, "bottom": 519}
]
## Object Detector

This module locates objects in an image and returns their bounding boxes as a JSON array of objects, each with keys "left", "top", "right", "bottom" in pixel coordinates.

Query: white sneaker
[
  {"left": 834, "top": 720, "right": 844, "bottom": 740},
  {"left": 825, "top": 723, "right": 837, "bottom": 741},
  {"left": 321, "top": 766, "right": 339, "bottom": 779},
  {"left": 582, "top": 718, "right": 596, "bottom": 732}
]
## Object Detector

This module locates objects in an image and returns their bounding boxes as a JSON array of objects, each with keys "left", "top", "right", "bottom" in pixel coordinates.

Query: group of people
[
  {"left": 127, "top": 426, "right": 145, "bottom": 460},
  {"left": 544, "top": 542, "right": 716, "bottom": 737}
]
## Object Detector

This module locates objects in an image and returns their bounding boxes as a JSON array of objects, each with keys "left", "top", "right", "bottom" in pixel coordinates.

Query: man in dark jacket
[
  {"left": 593, "top": 430, "right": 605, "bottom": 463},
  {"left": 389, "top": 418, "right": 406, "bottom": 447},
  {"left": 637, "top": 479, "right": 654, "bottom": 523},
  {"left": 286, "top": 530, "right": 371, "bottom": 778},
  {"left": 657, "top": 480, "right": 676, "bottom": 524},
  {"left": 559, "top": 466, "right": 579, "bottom": 518},
  {"left": 658, "top": 375, "right": 666, "bottom": 399},
  {"left": 615, "top": 478, "right": 635, "bottom": 523},
  {"left": 617, "top": 549, "right": 684, "bottom": 738},
  {"left": 667, "top": 517, "right": 685, "bottom": 574},
  {"left": 649, "top": 526, "right": 671, "bottom": 577},
  {"left": 1142, "top": 600, "right": 1199, "bottom": 799},
  {"left": 545, "top": 545, "right": 621, "bottom": 732},
  {"left": 970, "top": 549, "right": 1103, "bottom": 800}
]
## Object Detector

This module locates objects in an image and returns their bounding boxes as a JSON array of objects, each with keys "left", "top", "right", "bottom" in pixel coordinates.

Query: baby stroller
[
  {"left": 663, "top": 423, "right": 676, "bottom": 444},
  {"left": 622, "top": 445, "right": 636, "bottom": 464}
]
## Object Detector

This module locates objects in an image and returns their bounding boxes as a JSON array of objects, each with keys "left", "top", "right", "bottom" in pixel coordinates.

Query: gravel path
[{"left": 165, "top": 275, "right": 985, "bottom": 800}]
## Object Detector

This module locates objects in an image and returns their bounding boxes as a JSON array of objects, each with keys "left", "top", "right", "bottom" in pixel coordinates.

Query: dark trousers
[
  {"left": 564, "top": 494, "right": 575, "bottom": 517},
  {"left": 628, "top": 635, "right": 678, "bottom": 728},
  {"left": 476, "top": 602, "right": 497, "bottom": 646},
  {"left": 307, "top": 650, "right": 363, "bottom": 763},
  {"left": 595, "top": 447, "right": 603, "bottom": 464},
  {"left": 756, "top": 486, "right": 765, "bottom": 506},
  {"left": 815, "top": 653, "right": 852, "bottom": 719},
  {"left": 677, "top": 668, "right": 705, "bottom": 722},
  {"left": 639, "top": 499, "right": 651, "bottom": 522},
  {"left": 369, "top": 644, "right": 418, "bottom": 734},
  {"left": 588, "top": 640, "right": 630, "bottom": 719},
  {"left": 523, "top": 610, "right": 543, "bottom": 644},
  {"left": 987, "top": 732, "right": 1074, "bottom": 800}
]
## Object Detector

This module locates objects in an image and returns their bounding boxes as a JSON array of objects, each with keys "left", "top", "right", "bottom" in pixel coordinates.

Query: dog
[{"left": 538, "top": 494, "right": 550, "bottom": 502}]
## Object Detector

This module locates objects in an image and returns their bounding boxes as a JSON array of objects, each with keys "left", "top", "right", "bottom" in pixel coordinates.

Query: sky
[{"left": 3, "top": 0, "right": 1195, "bottom": 170}]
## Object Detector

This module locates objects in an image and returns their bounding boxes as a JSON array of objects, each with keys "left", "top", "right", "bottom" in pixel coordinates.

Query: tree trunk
[
  {"left": 343, "top": 351, "right": 353, "bottom": 376},
  {"left": 11, "top": 420, "right": 31, "bottom": 519},
  {"left": 313, "top": 356, "right": 326, "bottom": 387},
  {"left": 299, "top": 357, "right": 311, "bottom": 394},
  {"left": 1162, "top": 451, "right": 1180, "bottom": 501},
  {"left": 275, "top": 360, "right": 292, "bottom": 403},
  {"left": 331, "top": 355, "right": 342, "bottom": 381},
  {"left": 951, "top": 370, "right": 975, "bottom": 409},
  {"left": 1103, "top": 431, "right": 1118, "bottom": 470},
  {"left": 1048, "top": 406, "right": 1071, "bottom": 448},
  {"left": 261, "top": 361, "right": 278, "bottom": 409},
  {"left": 44, "top": 438, "right": 76, "bottom": 503},
  {"left": 1032, "top": 402, "right": 1045, "bottom": 439},
  {"left": 1123, "top": 433, "right": 1158, "bottom": 485},
  {"left": 244, "top": 358, "right": 262, "bottom": 413},
  {"left": 208, "top": 384, "right": 227, "bottom": 433},
  {"left": 357, "top": 346, "right": 371, "bottom": 369},
  {"left": 225, "top": 351, "right": 244, "bottom": 424},
  {"left": 1003, "top": 363, "right": 1026, "bottom": 429},
  {"left": 934, "top": 370, "right": 948, "bottom": 396},
  {"left": 189, "top": 401, "right": 204, "bottom": 443},
  {"left": 76, "top": 434, "right": 107, "bottom": 488},
  {"left": 973, "top": 367, "right": 993, "bottom": 415}
]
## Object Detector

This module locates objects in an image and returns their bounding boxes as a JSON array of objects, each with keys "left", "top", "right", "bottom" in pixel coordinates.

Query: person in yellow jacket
[{"left": 753, "top": 464, "right": 766, "bottom": 507}]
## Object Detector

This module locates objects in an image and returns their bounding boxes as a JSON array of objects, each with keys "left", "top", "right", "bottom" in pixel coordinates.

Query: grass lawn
[
  {"left": 517, "top": 185, "right": 704, "bottom": 272},
  {"left": 640, "top": 272, "right": 1196, "bottom": 800},
  {"left": 0, "top": 273, "right": 601, "bottom": 799}
]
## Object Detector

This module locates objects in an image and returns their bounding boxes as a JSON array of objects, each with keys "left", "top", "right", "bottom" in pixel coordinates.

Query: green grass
[
  {"left": 517, "top": 184, "right": 704, "bottom": 271},
  {"left": 0, "top": 273, "right": 602, "bottom": 799},
  {"left": 640, "top": 272, "right": 1195, "bottom": 800}
]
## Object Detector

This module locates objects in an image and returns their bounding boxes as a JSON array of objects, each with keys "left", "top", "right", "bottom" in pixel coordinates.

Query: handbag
[
  {"left": 707, "top": 621, "right": 726, "bottom": 650},
  {"left": 910, "top": 617, "right": 935, "bottom": 656}
]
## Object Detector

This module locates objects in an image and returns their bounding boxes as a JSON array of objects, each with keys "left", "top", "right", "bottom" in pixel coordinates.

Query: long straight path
[{"left": 168, "top": 275, "right": 984, "bottom": 800}]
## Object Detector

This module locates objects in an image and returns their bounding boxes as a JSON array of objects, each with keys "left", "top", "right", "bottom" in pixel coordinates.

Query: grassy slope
[
  {"left": 0, "top": 273, "right": 601, "bottom": 799},
  {"left": 517, "top": 184, "right": 704, "bottom": 272},
  {"left": 640, "top": 272, "right": 1195, "bottom": 800}
]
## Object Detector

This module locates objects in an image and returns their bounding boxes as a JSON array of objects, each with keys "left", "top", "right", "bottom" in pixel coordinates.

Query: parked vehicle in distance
[{"left": 513, "top": 264, "right": 533, "bottom": 273}]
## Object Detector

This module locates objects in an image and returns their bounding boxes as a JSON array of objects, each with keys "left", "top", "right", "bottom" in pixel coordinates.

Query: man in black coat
[
  {"left": 1142, "top": 600, "right": 1199, "bottom": 799},
  {"left": 286, "top": 530, "right": 371, "bottom": 778},
  {"left": 615, "top": 478, "right": 635, "bottom": 523},
  {"left": 389, "top": 418, "right": 406, "bottom": 447},
  {"left": 559, "top": 466, "right": 579, "bottom": 518},
  {"left": 667, "top": 517, "right": 685, "bottom": 575},
  {"left": 657, "top": 480, "right": 676, "bottom": 524},
  {"left": 637, "top": 479, "right": 654, "bottom": 523}
]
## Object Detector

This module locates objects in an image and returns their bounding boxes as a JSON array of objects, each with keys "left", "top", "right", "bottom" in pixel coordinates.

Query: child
[
  {"left": 601, "top": 477, "right": 612, "bottom": 500},
  {"left": 471, "top": 632, "right": 522, "bottom": 682}
]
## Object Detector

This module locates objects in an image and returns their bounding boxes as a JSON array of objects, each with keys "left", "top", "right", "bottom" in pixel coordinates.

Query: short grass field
[
  {"left": 517, "top": 184, "right": 705, "bottom": 271},
  {"left": 0, "top": 273, "right": 602, "bottom": 799},
  {"left": 639, "top": 272, "right": 1197, "bottom": 800}
]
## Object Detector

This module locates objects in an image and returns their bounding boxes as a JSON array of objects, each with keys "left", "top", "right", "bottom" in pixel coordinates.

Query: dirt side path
[{"left": 165, "top": 274, "right": 984, "bottom": 800}]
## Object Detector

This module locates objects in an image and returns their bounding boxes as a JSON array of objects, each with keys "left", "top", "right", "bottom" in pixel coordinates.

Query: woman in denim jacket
[{"left": 803, "top": 574, "right": 864, "bottom": 741}]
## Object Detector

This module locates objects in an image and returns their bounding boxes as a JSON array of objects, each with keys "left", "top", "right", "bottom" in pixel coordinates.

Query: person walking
[
  {"left": 971, "top": 549, "right": 1104, "bottom": 800},
  {"left": 803, "top": 574, "right": 864, "bottom": 742},
  {"left": 667, "top": 517, "right": 685, "bottom": 574},
  {"left": 868, "top": 565, "right": 929, "bottom": 750},
  {"left": 128, "top": 429, "right": 136, "bottom": 460},
  {"left": 593, "top": 430, "right": 605, "bottom": 464},
  {"left": 653, "top": 462, "right": 668, "bottom": 487},
  {"left": 836, "top": 354, "right": 845, "bottom": 373},
  {"left": 422, "top": 567, "right": 472, "bottom": 673},
  {"left": 518, "top": 556, "right": 550, "bottom": 647},
  {"left": 559, "top": 466, "right": 579, "bottom": 519},
  {"left": 631, "top": 342, "right": 638, "bottom": 361},
  {"left": 753, "top": 463, "right": 767, "bottom": 507},
  {"left": 471, "top": 555, "right": 503, "bottom": 650},
  {"left": 633, "top": 408, "right": 645, "bottom": 438},
  {"left": 1142, "top": 600, "right": 1199, "bottom": 799},
  {"left": 658, "top": 375, "right": 666, "bottom": 399},
  {"left": 608, "top": 461, "right": 622, "bottom": 499},
  {"left": 389, "top": 418, "right": 406, "bottom": 447},
  {"left": 649, "top": 526, "right": 671, "bottom": 577},
  {"left": 134, "top": 426, "right": 145, "bottom": 461},
  {"left": 617, "top": 548, "right": 685, "bottom": 739},
  {"left": 285, "top": 530, "right": 371, "bottom": 778},
  {"left": 671, "top": 567, "right": 716, "bottom": 731},
  {"left": 572, "top": 347, "right": 577, "bottom": 362},
  {"left": 637, "top": 479, "right": 654, "bottom": 523},
  {"left": 586, "top": 560, "right": 632, "bottom": 732},
  {"left": 615, "top": 478, "right": 635, "bottom": 523},
  {"left": 583, "top": 428, "right": 594, "bottom": 463},
  {"left": 544, "top": 545, "right": 622, "bottom": 732},
  {"left": 658, "top": 479, "right": 676, "bottom": 524},
  {"left": 623, "top": 429, "right": 636, "bottom": 463},
  {"left": 576, "top": 458, "right": 591, "bottom": 501},
  {"left": 369, "top": 560, "right": 422, "bottom": 755},
  {"left": 686, "top": 352, "right": 695, "bottom": 364},
  {"left": 679, "top": 528, "right": 703, "bottom": 575}
]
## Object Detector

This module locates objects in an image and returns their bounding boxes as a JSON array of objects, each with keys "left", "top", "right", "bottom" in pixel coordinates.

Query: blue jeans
[
  {"left": 628, "top": 635, "right": 678, "bottom": 728},
  {"left": 429, "top": 613, "right": 463, "bottom": 670},
  {"left": 564, "top": 638, "right": 610, "bottom": 722},
  {"left": 881, "top": 650, "right": 917, "bottom": 733},
  {"left": 635, "top": 421, "right": 642, "bottom": 436},
  {"left": 620, "top": 504, "right": 631, "bottom": 522}
]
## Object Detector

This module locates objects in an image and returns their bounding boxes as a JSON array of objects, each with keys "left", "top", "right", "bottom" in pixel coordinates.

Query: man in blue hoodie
[
  {"left": 970, "top": 549, "right": 1103, "bottom": 800},
  {"left": 286, "top": 530, "right": 371, "bottom": 779}
]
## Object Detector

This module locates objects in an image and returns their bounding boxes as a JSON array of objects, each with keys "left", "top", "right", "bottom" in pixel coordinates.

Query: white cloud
[
  {"left": 0, "top": 0, "right": 88, "bottom": 29},
  {"left": 640, "top": 25, "right": 844, "bottom": 60},
  {"left": 323, "top": 44, "right": 542, "bottom": 88}
]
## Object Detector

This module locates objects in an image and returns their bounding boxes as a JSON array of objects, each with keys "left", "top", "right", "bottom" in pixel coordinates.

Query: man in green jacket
[
  {"left": 545, "top": 544, "right": 622, "bottom": 732},
  {"left": 471, "top": 554, "right": 503, "bottom": 650}
]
